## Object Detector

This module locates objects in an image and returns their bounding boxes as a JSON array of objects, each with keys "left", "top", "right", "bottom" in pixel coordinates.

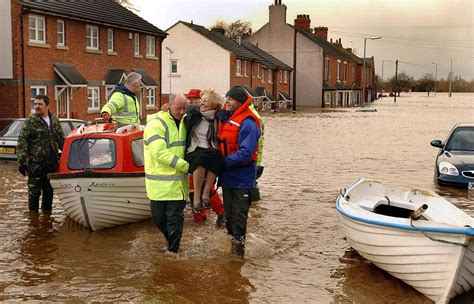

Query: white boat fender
[{"left": 410, "top": 204, "right": 428, "bottom": 220}]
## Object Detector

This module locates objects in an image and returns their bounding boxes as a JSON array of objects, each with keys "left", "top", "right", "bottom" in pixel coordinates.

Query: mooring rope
[{"left": 410, "top": 219, "right": 468, "bottom": 248}]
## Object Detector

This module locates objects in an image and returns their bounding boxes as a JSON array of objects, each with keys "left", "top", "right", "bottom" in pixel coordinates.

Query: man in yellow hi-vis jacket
[
  {"left": 101, "top": 72, "right": 141, "bottom": 125},
  {"left": 144, "top": 93, "right": 189, "bottom": 253}
]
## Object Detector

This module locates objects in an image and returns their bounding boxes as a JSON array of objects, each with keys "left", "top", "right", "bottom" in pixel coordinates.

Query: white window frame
[
  {"left": 280, "top": 70, "right": 283, "bottom": 83},
  {"left": 268, "top": 70, "right": 273, "bottom": 83},
  {"left": 343, "top": 62, "right": 348, "bottom": 82},
  {"left": 57, "top": 19, "right": 65, "bottom": 46},
  {"left": 337, "top": 60, "right": 341, "bottom": 82},
  {"left": 87, "top": 86, "right": 100, "bottom": 110},
  {"left": 107, "top": 28, "right": 114, "bottom": 52},
  {"left": 171, "top": 60, "right": 178, "bottom": 74},
  {"left": 257, "top": 64, "right": 261, "bottom": 78},
  {"left": 146, "top": 35, "right": 155, "bottom": 57},
  {"left": 243, "top": 60, "right": 247, "bottom": 77},
  {"left": 30, "top": 85, "right": 47, "bottom": 113},
  {"left": 86, "top": 25, "right": 99, "bottom": 50},
  {"left": 236, "top": 59, "right": 242, "bottom": 76},
  {"left": 29, "top": 15, "right": 46, "bottom": 44},
  {"left": 146, "top": 88, "right": 156, "bottom": 107},
  {"left": 284, "top": 70, "right": 288, "bottom": 84},
  {"left": 324, "top": 92, "right": 331, "bottom": 106},
  {"left": 324, "top": 58, "right": 330, "bottom": 82},
  {"left": 134, "top": 33, "right": 140, "bottom": 55}
]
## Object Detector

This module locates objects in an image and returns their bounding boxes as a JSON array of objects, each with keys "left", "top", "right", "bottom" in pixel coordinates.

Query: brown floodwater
[{"left": 0, "top": 92, "right": 473, "bottom": 303}]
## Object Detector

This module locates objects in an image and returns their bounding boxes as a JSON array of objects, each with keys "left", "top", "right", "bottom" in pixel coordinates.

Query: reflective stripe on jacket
[
  {"left": 144, "top": 111, "right": 189, "bottom": 201},
  {"left": 217, "top": 97, "right": 261, "bottom": 162},
  {"left": 101, "top": 92, "right": 140, "bottom": 124},
  {"left": 249, "top": 103, "right": 264, "bottom": 166}
]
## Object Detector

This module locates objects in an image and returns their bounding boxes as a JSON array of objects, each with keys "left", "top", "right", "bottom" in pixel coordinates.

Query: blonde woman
[{"left": 185, "top": 89, "right": 224, "bottom": 213}]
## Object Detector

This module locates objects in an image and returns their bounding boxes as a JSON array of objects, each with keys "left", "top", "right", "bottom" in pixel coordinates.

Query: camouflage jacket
[{"left": 17, "top": 112, "right": 65, "bottom": 175}]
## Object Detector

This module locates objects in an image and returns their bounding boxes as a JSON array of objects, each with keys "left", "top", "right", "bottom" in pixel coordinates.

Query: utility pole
[
  {"left": 448, "top": 58, "right": 453, "bottom": 97},
  {"left": 431, "top": 62, "right": 437, "bottom": 96},
  {"left": 394, "top": 60, "right": 398, "bottom": 103}
]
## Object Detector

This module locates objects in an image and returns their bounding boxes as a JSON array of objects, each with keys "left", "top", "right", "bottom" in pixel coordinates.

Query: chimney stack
[
  {"left": 334, "top": 38, "right": 342, "bottom": 48},
  {"left": 294, "top": 14, "right": 311, "bottom": 32},
  {"left": 314, "top": 26, "right": 328, "bottom": 40}
]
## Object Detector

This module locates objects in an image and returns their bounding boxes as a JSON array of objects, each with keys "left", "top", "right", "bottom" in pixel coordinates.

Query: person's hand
[
  {"left": 18, "top": 164, "right": 27, "bottom": 176},
  {"left": 101, "top": 112, "right": 111, "bottom": 121}
]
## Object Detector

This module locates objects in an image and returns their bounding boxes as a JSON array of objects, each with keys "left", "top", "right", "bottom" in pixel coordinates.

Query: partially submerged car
[
  {"left": 0, "top": 118, "right": 87, "bottom": 161},
  {"left": 430, "top": 123, "right": 474, "bottom": 189}
]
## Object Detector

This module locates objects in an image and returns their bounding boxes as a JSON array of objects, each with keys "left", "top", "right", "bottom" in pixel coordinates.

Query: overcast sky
[{"left": 133, "top": 0, "right": 474, "bottom": 80}]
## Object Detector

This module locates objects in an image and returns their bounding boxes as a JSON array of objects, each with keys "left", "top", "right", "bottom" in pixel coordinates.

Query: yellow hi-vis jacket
[
  {"left": 144, "top": 110, "right": 189, "bottom": 201},
  {"left": 249, "top": 104, "right": 264, "bottom": 166},
  {"left": 101, "top": 92, "right": 140, "bottom": 125}
]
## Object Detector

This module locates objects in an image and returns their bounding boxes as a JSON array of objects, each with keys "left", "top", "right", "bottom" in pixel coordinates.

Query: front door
[{"left": 55, "top": 86, "right": 69, "bottom": 118}]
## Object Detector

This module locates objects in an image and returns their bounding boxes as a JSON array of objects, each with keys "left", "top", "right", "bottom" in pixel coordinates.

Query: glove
[
  {"left": 101, "top": 112, "right": 111, "bottom": 122},
  {"left": 18, "top": 164, "right": 27, "bottom": 176}
]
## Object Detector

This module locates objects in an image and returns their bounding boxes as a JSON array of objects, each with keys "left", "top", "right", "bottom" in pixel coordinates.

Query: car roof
[{"left": 454, "top": 123, "right": 474, "bottom": 128}]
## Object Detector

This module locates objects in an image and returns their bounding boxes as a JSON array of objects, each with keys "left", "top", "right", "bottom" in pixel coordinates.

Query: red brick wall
[
  {"left": 229, "top": 54, "right": 251, "bottom": 89},
  {"left": 3, "top": 1, "right": 163, "bottom": 121}
]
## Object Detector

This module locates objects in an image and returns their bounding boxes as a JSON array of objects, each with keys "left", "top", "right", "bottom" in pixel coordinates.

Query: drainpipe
[
  {"left": 159, "top": 37, "right": 164, "bottom": 111},
  {"left": 20, "top": 7, "right": 29, "bottom": 118},
  {"left": 292, "top": 27, "right": 297, "bottom": 113}
]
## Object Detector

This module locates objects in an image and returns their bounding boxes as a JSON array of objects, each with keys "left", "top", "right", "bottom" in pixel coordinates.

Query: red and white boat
[{"left": 49, "top": 123, "right": 149, "bottom": 231}]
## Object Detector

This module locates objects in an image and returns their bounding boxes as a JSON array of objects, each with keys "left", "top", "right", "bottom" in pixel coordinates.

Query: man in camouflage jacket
[{"left": 17, "top": 95, "right": 64, "bottom": 213}]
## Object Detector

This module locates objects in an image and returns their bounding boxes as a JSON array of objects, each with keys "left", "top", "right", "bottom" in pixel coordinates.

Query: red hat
[{"left": 187, "top": 88, "right": 201, "bottom": 99}]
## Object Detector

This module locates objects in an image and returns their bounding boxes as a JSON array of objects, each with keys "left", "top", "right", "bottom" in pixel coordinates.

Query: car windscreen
[
  {"left": 0, "top": 120, "right": 23, "bottom": 137},
  {"left": 68, "top": 138, "right": 116, "bottom": 170},
  {"left": 446, "top": 127, "right": 474, "bottom": 151}
]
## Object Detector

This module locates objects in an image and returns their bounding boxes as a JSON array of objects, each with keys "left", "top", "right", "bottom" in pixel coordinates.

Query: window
[
  {"left": 261, "top": 67, "right": 265, "bottom": 82},
  {"left": 29, "top": 15, "right": 45, "bottom": 43},
  {"left": 87, "top": 87, "right": 100, "bottom": 110},
  {"left": 243, "top": 60, "right": 247, "bottom": 76},
  {"left": 257, "top": 64, "right": 261, "bottom": 78},
  {"left": 57, "top": 20, "right": 65, "bottom": 46},
  {"left": 280, "top": 70, "right": 283, "bottom": 83},
  {"left": 352, "top": 64, "right": 356, "bottom": 83},
  {"left": 171, "top": 60, "right": 178, "bottom": 74},
  {"left": 30, "top": 86, "right": 47, "bottom": 113},
  {"left": 86, "top": 25, "right": 99, "bottom": 50},
  {"left": 134, "top": 33, "right": 140, "bottom": 55},
  {"left": 268, "top": 70, "right": 273, "bottom": 83},
  {"left": 107, "top": 28, "right": 114, "bottom": 52},
  {"left": 131, "top": 139, "right": 144, "bottom": 167},
  {"left": 236, "top": 59, "right": 242, "bottom": 76},
  {"left": 146, "top": 35, "right": 155, "bottom": 56},
  {"left": 324, "top": 58, "right": 330, "bottom": 81},
  {"left": 68, "top": 138, "right": 116, "bottom": 170},
  {"left": 147, "top": 88, "right": 156, "bottom": 107},
  {"left": 337, "top": 60, "right": 341, "bottom": 81},
  {"left": 343, "top": 62, "right": 348, "bottom": 82},
  {"left": 284, "top": 70, "right": 288, "bottom": 84}
]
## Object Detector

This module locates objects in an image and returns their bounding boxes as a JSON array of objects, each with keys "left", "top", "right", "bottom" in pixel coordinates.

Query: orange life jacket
[{"left": 217, "top": 96, "right": 261, "bottom": 161}]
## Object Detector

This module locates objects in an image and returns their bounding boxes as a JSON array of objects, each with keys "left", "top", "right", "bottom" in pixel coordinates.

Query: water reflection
[{"left": 146, "top": 258, "right": 254, "bottom": 303}]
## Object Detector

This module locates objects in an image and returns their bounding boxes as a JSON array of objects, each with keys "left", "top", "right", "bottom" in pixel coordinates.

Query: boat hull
[{"left": 51, "top": 174, "right": 149, "bottom": 231}]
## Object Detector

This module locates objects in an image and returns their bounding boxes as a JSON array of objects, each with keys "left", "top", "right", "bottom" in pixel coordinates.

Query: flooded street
[{"left": 1, "top": 92, "right": 473, "bottom": 303}]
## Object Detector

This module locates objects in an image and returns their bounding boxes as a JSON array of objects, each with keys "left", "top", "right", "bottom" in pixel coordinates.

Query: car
[
  {"left": 430, "top": 123, "right": 474, "bottom": 189},
  {"left": 0, "top": 118, "right": 88, "bottom": 161}
]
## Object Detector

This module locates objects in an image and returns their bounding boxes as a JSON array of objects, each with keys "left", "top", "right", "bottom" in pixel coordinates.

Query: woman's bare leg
[
  {"left": 202, "top": 171, "right": 217, "bottom": 201},
  {"left": 193, "top": 166, "right": 206, "bottom": 210}
]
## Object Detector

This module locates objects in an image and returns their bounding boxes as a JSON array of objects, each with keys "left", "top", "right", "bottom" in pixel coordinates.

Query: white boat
[
  {"left": 336, "top": 178, "right": 474, "bottom": 303},
  {"left": 49, "top": 123, "right": 149, "bottom": 231}
]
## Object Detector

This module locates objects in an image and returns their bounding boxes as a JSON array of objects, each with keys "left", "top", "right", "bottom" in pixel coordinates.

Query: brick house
[
  {"left": 161, "top": 21, "right": 291, "bottom": 104},
  {"left": 246, "top": 1, "right": 377, "bottom": 108},
  {"left": 0, "top": 0, "right": 166, "bottom": 121}
]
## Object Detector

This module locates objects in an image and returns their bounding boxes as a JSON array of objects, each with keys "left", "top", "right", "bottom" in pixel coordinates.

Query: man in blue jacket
[{"left": 217, "top": 86, "right": 260, "bottom": 257}]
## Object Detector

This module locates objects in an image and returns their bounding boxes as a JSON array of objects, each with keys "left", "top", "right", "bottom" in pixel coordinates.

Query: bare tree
[
  {"left": 388, "top": 72, "right": 414, "bottom": 96},
  {"left": 114, "top": 0, "right": 138, "bottom": 12},
  {"left": 210, "top": 19, "right": 252, "bottom": 39},
  {"left": 418, "top": 73, "right": 435, "bottom": 96}
]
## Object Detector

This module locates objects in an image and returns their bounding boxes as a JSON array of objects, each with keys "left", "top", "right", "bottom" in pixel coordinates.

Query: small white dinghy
[{"left": 336, "top": 178, "right": 474, "bottom": 303}]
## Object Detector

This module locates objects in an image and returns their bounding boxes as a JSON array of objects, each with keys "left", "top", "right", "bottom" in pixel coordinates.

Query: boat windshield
[
  {"left": 446, "top": 127, "right": 474, "bottom": 152},
  {"left": 131, "top": 138, "right": 144, "bottom": 167},
  {"left": 68, "top": 138, "right": 116, "bottom": 170}
]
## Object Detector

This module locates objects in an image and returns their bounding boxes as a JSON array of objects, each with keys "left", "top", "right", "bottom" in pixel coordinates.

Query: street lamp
[
  {"left": 362, "top": 36, "right": 381, "bottom": 103},
  {"left": 441, "top": 58, "right": 460, "bottom": 98},
  {"left": 431, "top": 62, "right": 437, "bottom": 96},
  {"left": 165, "top": 46, "right": 173, "bottom": 96}
]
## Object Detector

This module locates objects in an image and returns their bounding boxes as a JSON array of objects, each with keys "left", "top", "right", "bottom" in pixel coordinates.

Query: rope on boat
[{"left": 410, "top": 219, "right": 468, "bottom": 248}]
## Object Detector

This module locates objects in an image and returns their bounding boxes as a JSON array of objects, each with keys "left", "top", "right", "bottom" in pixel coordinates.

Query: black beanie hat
[{"left": 225, "top": 86, "right": 248, "bottom": 103}]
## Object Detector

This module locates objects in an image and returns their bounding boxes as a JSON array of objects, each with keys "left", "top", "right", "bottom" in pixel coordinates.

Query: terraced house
[
  {"left": 0, "top": 0, "right": 166, "bottom": 121},
  {"left": 162, "top": 21, "right": 292, "bottom": 108}
]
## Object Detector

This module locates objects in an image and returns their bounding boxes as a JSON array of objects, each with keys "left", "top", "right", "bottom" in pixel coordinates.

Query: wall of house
[
  {"left": 0, "top": 1, "right": 163, "bottom": 121},
  {"left": 229, "top": 55, "right": 252, "bottom": 89},
  {"left": 247, "top": 5, "right": 323, "bottom": 107},
  {"left": 162, "top": 23, "right": 230, "bottom": 97},
  {"left": 0, "top": 0, "right": 13, "bottom": 79}
]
